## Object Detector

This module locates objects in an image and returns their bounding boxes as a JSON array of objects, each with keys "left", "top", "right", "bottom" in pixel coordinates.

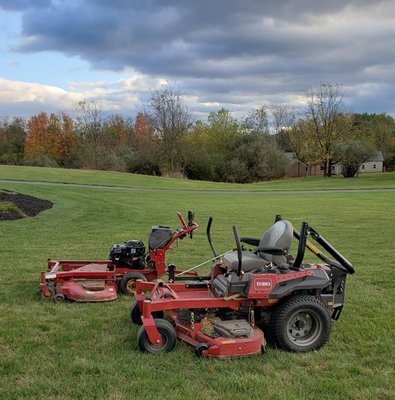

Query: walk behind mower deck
[
  {"left": 40, "top": 211, "right": 198, "bottom": 302},
  {"left": 131, "top": 216, "right": 355, "bottom": 358}
]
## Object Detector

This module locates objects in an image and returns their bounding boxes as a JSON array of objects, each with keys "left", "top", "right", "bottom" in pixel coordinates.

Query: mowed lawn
[{"left": 0, "top": 167, "right": 394, "bottom": 400}]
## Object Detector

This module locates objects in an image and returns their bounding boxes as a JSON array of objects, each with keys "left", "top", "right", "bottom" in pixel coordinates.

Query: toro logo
[{"left": 254, "top": 278, "right": 273, "bottom": 291}]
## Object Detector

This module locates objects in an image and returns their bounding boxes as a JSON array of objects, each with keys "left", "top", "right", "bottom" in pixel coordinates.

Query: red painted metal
[
  {"left": 40, "top": 212, "right": 199, "bottom": 302},
  {"left": 134, "top": 268, "right": 318, "bottom": 358}
]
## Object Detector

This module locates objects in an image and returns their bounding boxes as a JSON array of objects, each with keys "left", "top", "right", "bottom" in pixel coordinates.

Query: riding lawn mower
[
  {"left": 131, "top": 215, "right": 355, "bottom": 358},
  {"left": 40, "top": 211, "right": 198, "bottom": 302}
]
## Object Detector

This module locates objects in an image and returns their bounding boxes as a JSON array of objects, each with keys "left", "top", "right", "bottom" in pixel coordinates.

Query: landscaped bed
[{"left": 0, "top": 189, "right": 52, "bottom": 220}]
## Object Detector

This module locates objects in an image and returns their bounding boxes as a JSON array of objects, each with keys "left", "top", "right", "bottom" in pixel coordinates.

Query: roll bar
[{"left": 276, "top": 215, "right": 355, "bottom": 274}]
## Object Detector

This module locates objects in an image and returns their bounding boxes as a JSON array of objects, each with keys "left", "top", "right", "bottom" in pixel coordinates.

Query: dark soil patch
[{"left": 0, "top": 189, "right": 53, "bottom": 221}]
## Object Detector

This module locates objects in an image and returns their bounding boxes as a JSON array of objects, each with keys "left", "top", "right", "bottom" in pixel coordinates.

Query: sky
[{"left": 0, "top": 0, "right": 395, "bottom": 120}]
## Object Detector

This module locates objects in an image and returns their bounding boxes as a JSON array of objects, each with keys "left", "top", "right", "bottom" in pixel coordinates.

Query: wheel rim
[
  {"left": 144, "top": 332, "right": 168, "bottom": 352},
  {"left": 286, "top": 308, "right": 322, "bottom": 347},
  {"left": 126, "top": 279, "right": 137, "bottom": 292}
]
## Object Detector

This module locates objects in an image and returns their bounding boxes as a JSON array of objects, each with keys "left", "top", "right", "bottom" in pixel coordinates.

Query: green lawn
[
  {"left": 0, "top": 167, "right": 394, "bottom": 400},
  {"left": 1, "top": 164, "right": 395, "bottom": 191}
]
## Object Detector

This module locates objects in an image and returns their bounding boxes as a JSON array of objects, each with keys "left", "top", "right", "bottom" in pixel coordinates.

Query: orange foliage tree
[
  {"left": 133, "top": 112, "right": 156, "bottom": 150},
  {"left": 25, "top": 112, "right": 77, "bottom": 165}
]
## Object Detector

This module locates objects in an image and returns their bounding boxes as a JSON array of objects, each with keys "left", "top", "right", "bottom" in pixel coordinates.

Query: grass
[
  {"left": 0, "top": 201, "right": 27, "bottom": 217},
  {"left": 1, "top": 164, "right": 395, "bottom": 191},
  {"left": 0, "top": 166, "right": 394, "bottom": 400}
]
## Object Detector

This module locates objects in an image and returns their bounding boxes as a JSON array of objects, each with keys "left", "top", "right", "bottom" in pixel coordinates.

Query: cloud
[
  {"left": 1, "top": 0, "right": 395, "bottom": 117},
  {"left": 0, "top": 74, "right": 164, "bottom": 117},
  {"left": 0, "top": 78, "right": 83, "bottom": 114}
]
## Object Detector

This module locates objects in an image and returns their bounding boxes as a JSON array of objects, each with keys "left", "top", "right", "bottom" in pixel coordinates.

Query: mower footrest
[
  {"left": 76, "top": 264, "right": 109, "bottom": 272},
  {"left": 185, "top": 281, "right": 210, "bottom": 288},
  {"left": 213, "top": 319, "right": 253, "bottom": 338},
  {"left": 77, "top": 280, "right": 107, "bottom": 291}
]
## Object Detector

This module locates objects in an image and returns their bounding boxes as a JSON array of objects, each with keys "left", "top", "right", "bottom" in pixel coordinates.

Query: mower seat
[{"left": 223, "top": 220, "right": 293, "bottom": 272}]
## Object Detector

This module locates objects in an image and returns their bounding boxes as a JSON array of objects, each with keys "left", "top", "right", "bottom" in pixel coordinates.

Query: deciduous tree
[
  {"left": 0, "top": 117, "right": 26, "bottom": 164},
  {"left": 304, "top": 83, "right": 353, "bottom": 176},
  {"left": 144, "top": 86, "right": 191, "bottom": 171}
]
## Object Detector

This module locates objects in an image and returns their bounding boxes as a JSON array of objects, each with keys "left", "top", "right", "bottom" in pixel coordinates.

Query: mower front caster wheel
[
  {"left": 137, "top": 319, "right": 176, "bottom": 353},
  {"left": 271, "top": 295, "right": 331, "bottom": 352},
  {"left": 53, "top": 293, "right": 65, "bottom": 303},
  {"left": 194, "top": 343, "right": 209, "bottom": 357},
  {"left": 119, "top": 272, "right": 147, "bottom": 295},
  {"left": 130, "top": 301, "right": 164, "bottom": 325}
]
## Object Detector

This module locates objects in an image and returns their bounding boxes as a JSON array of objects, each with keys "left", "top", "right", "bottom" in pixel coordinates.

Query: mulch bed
[{"left": 0, "top": 189, "right": 53, "bottom": 221}]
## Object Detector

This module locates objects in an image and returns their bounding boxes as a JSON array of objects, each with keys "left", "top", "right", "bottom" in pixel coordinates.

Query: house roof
[
  {"left": 368, "top": 151, "right": 384, "bottom": 162},
  {"left": 285, "top": 152, "right": 308, "bottom": 166}
]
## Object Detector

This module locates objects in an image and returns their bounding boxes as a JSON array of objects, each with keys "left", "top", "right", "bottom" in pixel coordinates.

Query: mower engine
[{"left": 109, "top": 240, "right": 145, "bottom": 269}]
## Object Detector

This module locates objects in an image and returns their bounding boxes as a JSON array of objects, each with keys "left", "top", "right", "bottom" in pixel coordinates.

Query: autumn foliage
[
  {"left": 1, "top": 86, "right": 394, "bottom": 181},
  {"left": 24, "top": 112, "right": 77, "bottom": 166}
]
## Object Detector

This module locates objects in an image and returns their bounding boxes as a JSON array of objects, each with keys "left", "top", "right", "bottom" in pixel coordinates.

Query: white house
[{"left": 359, "top": 151, "right": 384, "bottom": 173}]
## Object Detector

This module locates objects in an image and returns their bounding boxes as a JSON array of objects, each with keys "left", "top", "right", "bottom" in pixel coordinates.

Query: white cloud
[{"left": 0, "top": 78, "right": 83, "bottom": 106}]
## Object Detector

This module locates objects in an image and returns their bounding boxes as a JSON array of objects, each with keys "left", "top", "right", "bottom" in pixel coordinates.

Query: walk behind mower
[
  {"left": 131, "top": 215, "right": 355, "bottom": 358},
  {"left": 40, "top": 211, "right": 198, "bottom": 302}
]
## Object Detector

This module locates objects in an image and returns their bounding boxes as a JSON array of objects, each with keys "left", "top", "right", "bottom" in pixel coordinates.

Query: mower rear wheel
[
  {"left": 130, "top": 301, "right": 164, "bottom": 325},
  {"left": 271, "top": 295, "right": 331, "bottom": 352},
  {"left": 119, "top": 272, "right": 147, "bottom": 295},
  {"left": 137, "top": 319, "right": 176, "bottom": 353}
]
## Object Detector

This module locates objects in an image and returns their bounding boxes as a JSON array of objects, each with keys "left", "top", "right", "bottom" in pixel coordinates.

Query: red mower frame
[
  {"left": 131, "top": 216, "right": 355, "bottom": 358},
  {"left": 40, "top": 211, "right": 199, "bottom": 302}
]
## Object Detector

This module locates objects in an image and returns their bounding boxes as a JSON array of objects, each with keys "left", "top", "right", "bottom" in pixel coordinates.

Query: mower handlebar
[{"left": 176, "top": 211, "right": 199, "bottom": 239}]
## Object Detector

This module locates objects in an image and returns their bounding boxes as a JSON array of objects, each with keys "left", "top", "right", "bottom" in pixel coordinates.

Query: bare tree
[
  {"left": 305, "top": 83, "right": 352, "bottom": 176},
  {"left": 144, "top": 85, "right": 191, "bottom": 171},
  {"left": 76, "top": 99, "right": 104, "bottom": 169},
  {"left": 269, "top": 104, "right": 296, "bottom": 135},
  {"left": 242, "top": 106, "right": 270, "bottom": 135}
]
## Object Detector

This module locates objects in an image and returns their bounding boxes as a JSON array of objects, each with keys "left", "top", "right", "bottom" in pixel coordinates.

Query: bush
[
  {"left": 228, "top": 133, "right": 288, "bottom": 182},
  {"left": 338, "top": 141, "right": 375, "bottom": 178},
  {"left": 24, "top": 155, "right": 58, "bottom": 168},
  {"left": 124, "top": 149, "right": 161, "bottom": 176}
]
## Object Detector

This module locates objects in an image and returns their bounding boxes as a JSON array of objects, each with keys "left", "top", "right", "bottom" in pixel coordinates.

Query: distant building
[
  {"left": 359, "top": 151, "right": 384, "bottom": 173},
  {"left": 286, "top": 151, "right": 384, "bottom": 177},
  {"left": 285, "top": 153, "right": 308, "bottom": 177}
]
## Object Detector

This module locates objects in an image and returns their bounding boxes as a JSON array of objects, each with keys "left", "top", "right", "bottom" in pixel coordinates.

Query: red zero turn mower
[
  {"left": 40, "top": 211, "right": 198, "bottom": 302},
  {"left": 131, "top": 215, "right": 355, "bottom": 358}
]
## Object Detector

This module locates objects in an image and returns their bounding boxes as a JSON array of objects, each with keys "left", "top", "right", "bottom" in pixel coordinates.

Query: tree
[
  {"left": 133, "top": 113, "right": 156, "bottom": 151},
  {"left": 126, "top": 113, "right": 161, "bottom": 176},
  {"left": 304, "top": 83, "right": 353, "bottom": 176},
  {"left": 338, "top": 140, "right": 375, "bottom": 178},
  {"left": 270, "top": 104, "right": 296, "bottom": 135},
  {"left": 144, "top": 86, "right": 191, "bottom": 171},
  {"left": 0, "top": 117, "right": 26, "bottom": 164},
  {"left": 75, "top": 99, "right": 105, "bottom": 169},
  {"left": 52, "top": 112, "right": 77, "bottom": 166},
  {"left": 24, "top": 112, "right": 77, "bottom": 166},
  {"left": 230, "top": 133, "right": 288, "bottom": 182},
  {"left": 242, "top": 106, "right": 270, "bottom": 135},
  {"left": 352, "top": 113, "right": 395, "bottom": 169},
  {"left": 182, "top": 120, "right": 215, "bottom": 181}
]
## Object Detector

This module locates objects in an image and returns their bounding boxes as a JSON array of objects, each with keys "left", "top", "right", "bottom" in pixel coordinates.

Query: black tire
[
  {"left": 271, "top": 295, "right": 331, "bottom": 352},
  {"left": 43, "top": 283, "right": 55, "bottom": 299},
  {"left": 53, "top": 293, "right": 65, "bottom": 303},
  {"left": 131, "top": 301, "right": 143, "bottom": 325},
  {"left": 194, "top": 343, "right": 209, "bottom": 357},
  {"left": 137, "top": 319, "right": 176, "bottom": 353},
  {"left": 119, "top": 272, "right": 147, "bottom": 295},
  {"left": 130, "top": 301, "right": 164, "bottom": 325}
]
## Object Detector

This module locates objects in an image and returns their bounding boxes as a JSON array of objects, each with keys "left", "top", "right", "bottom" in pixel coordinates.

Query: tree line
[{"left": 1, "top": 83, "right": 394, "bottom": 182}]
